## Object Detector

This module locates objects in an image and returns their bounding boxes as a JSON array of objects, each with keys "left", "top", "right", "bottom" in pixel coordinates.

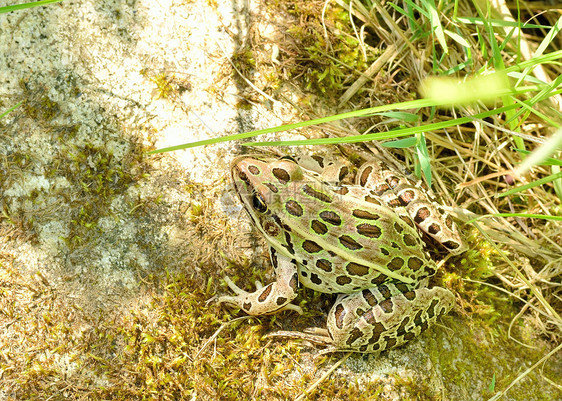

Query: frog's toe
[
  {"left": 275, "top": 303, "right": 304, "bottom": 314},
  {"left": 216, "top": 294, "right": 241, "bottom": 307},
  {"left": 222, "top": 276, "right": 247, "bottom": 296}
]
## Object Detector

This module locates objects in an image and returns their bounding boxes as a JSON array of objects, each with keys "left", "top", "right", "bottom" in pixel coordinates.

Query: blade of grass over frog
[
  {"left": 467, "top": 213, "right": 562, "bottom": 224},
  {"left": 0, "top": 102, "right": 21, "bottom": 119},
  {"left": 244, "top": 103, "right": 522, "bottom": 147},
  {"left": 149, "top": 98, "right": 455, "bottom": 154},
  {"left": 497, "top": 171, "right": 562, "bottom": 198},
  {"left": 0, "top": 0, "right": 64, "bottom": 13},
  {"left": 150, "top": 84, "right": 534, "bottom": 154}
]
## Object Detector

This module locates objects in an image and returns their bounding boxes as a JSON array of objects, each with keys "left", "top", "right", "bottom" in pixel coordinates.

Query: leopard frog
[{"left": 219, "top": 153, "right": 465, "bottom": 353}]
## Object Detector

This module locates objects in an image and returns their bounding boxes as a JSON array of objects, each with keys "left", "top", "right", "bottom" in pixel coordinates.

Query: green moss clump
[
  {"left": 53, "top": 141, "right": 143, "bottom": 250},
  {"left": 269, "top": 1, "right": 377, "bottom": 96}
]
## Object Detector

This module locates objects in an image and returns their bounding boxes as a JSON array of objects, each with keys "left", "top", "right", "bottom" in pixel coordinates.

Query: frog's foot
[
  {"left": 326, "top": 284, "right": 455, "bottom": 353},
  {"left": 217, "top": 275, "right": 301, "bottom": 316}
]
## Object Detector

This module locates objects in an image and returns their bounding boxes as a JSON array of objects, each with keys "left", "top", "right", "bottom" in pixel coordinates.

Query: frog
[{"left": 218, "top": 152, "right": 466, "bottom": 353}]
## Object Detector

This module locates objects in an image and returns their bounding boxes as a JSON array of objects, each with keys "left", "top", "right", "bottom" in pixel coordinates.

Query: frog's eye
[
  {"left": 251, "top": 191, "right": 268, "bottom": 213},
  {"left": 280, "top": 155, "right": 297, "bottom": 163}
]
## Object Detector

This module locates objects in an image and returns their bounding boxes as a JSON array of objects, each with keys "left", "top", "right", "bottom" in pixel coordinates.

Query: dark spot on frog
[
  {"left": 388, "top": 257, "right": 404, "bottom": 271},
  {"left": 334, "top": 303, "right": 346, "bottom": 329},
  {"left": 339, "top": 235, "right": 363, "bottom": 250},
  {"left": 289, "top": 273, "right": 298, "bottom": 290},
  {"left": 356, "top": 223, "right": 382, "bottom": 238},
  {"left": 310, "top": 273, "right": 322, "bottom": 285},
  {"left": 302, "top": 240, "right": 323, "bottom": 253},
  {"left": 346, "top": 262, "right": 369, "bottom": 276},
  {"left": 414, "top": 206, "right": 430, "bottom": 223},
  {"left": 408, "top": 257, "right": 423, "bottom": 271},
  {"left": 319, "top": 210, "right": 342, "bottom": 226},
  {"left": 359, "top": 165, "right": 373, "bottom": 186},
  {"left": 379, "top": 299, "right": 394, "bottom": 313},
  {"left": 302, "top": 184, "right": 332, "bottom": 203},
  {"left": 272, "top": 167, "right": 290, "bottom": 184},
  {"left": 263, "top": 182, "right": 279, "bottom": 193},
  {"left": 316, "top": 258, "right": 333, "bottom": 272},
  {"left": 428, "top": 223, "right": 441, "bottom": 234},
  {"left": 399, "top": 189, "right": 415, "bottom": 204},
  {"left": 352, "top": 209, "right": 380, "bottom": 220},
  {"left": 258, "top": 285, "right": 272, "bottom": 302},
  {"left": 285, "top": 200, "right": 303, "bottom": 217},
  {"left": 311, "top": 220, "right": 328, "bottom": 235},
  {"left": 346, "top": 327, "right": 363, "bottom": 345}
]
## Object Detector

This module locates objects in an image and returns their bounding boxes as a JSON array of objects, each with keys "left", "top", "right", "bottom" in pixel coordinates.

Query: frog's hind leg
[{"left": 326, "top": 284, "right": 455, "bottom": 353}]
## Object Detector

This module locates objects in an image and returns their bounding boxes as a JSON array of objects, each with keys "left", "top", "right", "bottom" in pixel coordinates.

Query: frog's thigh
[
  {"left": 326, "top": 285, "right": 455, "bottom": 353},
  {"left": 218, "top": 248, "right": 299, "bottom": 315}
]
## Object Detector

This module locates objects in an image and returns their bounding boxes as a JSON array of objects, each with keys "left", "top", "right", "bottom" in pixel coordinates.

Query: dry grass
[{"left": 325, "top": 0, "right": 562, "bottom": 348}]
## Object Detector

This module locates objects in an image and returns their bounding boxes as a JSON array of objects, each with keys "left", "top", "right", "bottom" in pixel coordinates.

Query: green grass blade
[
  {"left": 415, "top": 134, "right": 432, "bottom": 186},
  {"left": 425, "top": 0, "right": 447, "bottom": 53},
  {"left": 149, "top": 98, "right": 452, "bottom": 154},
  {"left": 0, "top": 0, "right": 64, "bottom": 13},
  {"left": 243, "top": 103, "right": 524, "bottom": 147},
  {"left": 0, "top": 102, "right": 22, "bottom": 119},
  {"left": 381, "top": 137, "right": 418, "bottom": 149}
]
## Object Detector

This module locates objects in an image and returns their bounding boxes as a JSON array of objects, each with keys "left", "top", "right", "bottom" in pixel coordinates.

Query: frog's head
[{"left": 231, "top": 155, "right": 304, "bottom": 237}]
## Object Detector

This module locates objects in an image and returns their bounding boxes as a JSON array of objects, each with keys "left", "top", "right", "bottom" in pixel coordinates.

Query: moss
[
  {"left": 150, "top": 73, "right": 175, "bottom": 99},
  {"left": 19, "top": 78, "right": 61, "bottom": 120},
  {"left": 85, "top": 272, "right": 304, "bottom": 400},
  {"left": 50, "top": 141, "right": 141, "bottom": 250},
  {"left": 266, "top": 1, "right": 376, "bottom": 97}
]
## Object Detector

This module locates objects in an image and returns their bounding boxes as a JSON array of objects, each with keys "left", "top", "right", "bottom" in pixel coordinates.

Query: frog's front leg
[
  {"left": 218, "top": 248, "right": 302, "bottom": 315},
  {"left": 326, "top": 284, "right": 455, "bottom": 353}
]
